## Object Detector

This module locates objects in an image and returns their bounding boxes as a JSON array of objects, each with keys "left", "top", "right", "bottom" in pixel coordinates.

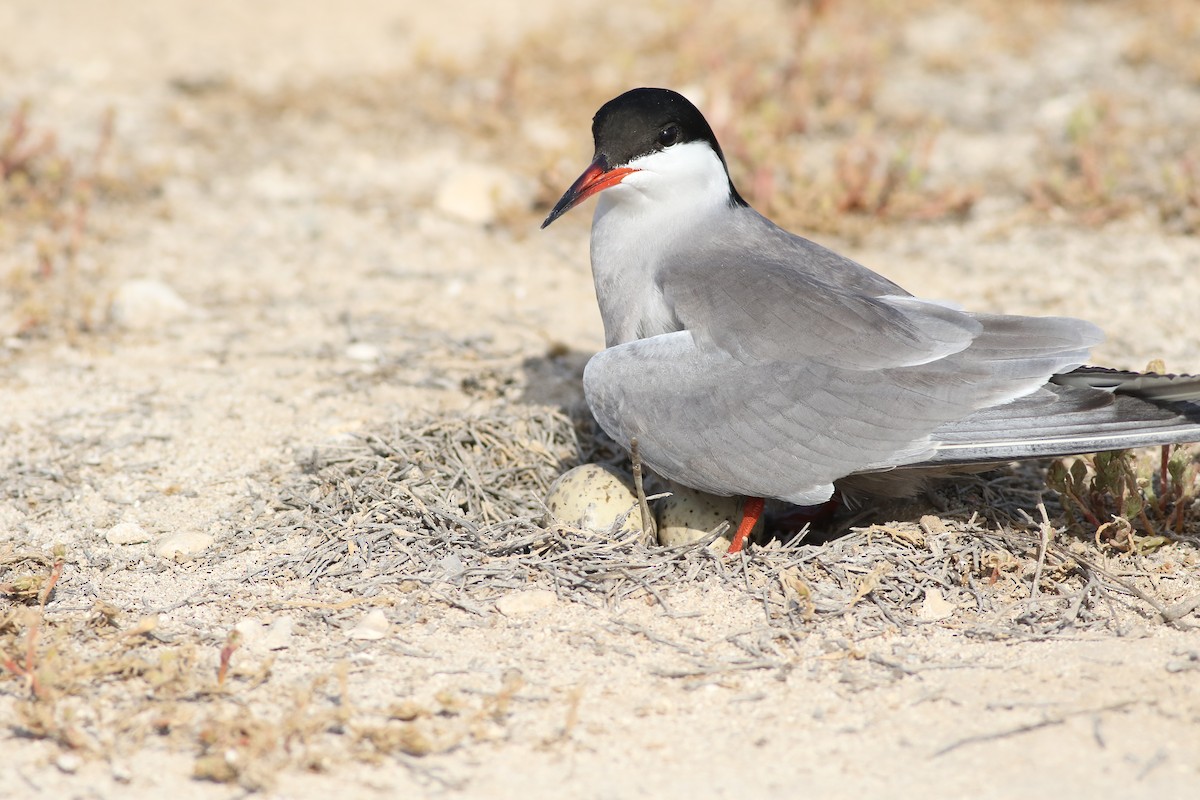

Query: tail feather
[
  {"left": 905, "top": 369, "right": 1200, "bottom": 468},
  {"left": 1051, "top": 366, "right": 1200, "bottom": 402}
]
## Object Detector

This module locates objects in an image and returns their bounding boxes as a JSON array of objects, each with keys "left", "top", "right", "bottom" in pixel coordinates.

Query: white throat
[{"left": 589, "top": 141, "right": 734, "bottom": 346}]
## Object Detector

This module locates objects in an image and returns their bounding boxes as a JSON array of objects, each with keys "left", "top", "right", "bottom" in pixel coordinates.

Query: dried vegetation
[
  {"left": 270, "top": 406, "right": 1200, "bottom": 638},
  {"left": 0, "top": 103, "right": 113, "bottom": 339},
  {"left": 7, "top": 398, "right": 1197, "bottom": 786}
]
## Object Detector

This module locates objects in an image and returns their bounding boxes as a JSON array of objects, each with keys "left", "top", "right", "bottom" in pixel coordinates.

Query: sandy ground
[{"left": 2, "top": 1, "right": 1200, "bottom": 798}]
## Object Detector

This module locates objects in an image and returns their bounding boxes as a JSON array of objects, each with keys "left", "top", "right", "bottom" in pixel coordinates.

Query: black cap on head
[
  {"left": 541, "top": 88, "right": 748, "bottom": 228},
  {"left": 590, "top": 88, "right": 745, "bottom": 205}
]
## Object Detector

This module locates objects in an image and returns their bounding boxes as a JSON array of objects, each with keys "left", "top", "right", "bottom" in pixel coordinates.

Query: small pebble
[
  {"left": 345, "top": 342, "right": 380, "bottom": 362},
  {"left": 919, "top": 514, "right": 949, "bottom": 536},
  {"left": 495, "top": 589, "right": 558, "bottom": 617},
  {"left": 153, "top": 531, "right": 215, "bottom": 560},
  {"left": 264, "top": 615, "right": 294, "bottom": 650},
  {"left": 233, "top": 617, "right": 266, "bottom": 647},
  {"left": 234, "top": 616, "right": 293, "bottom": 651},
  {"left": 433, "top": 164, "right": 527, "bottom": 225},
  {"left": 346, "top": 608, "right": 389, "bottom": 640},
  {"left": 1164, "top": 651, "right": 1199, "bottom": 673},
  {"left": 105, "top": 521, "right": 151, "bottom": 545},
  {"left": 55, "top": 753, "right": 82, "bottom": 774},
  {"left": 109, "top": 279, "right": 192, "bottom": 331},
  {"left": 110, "top": 760, "right": 133, "bottom": 783}
]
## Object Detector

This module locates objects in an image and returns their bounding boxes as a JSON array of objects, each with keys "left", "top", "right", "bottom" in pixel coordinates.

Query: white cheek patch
[{"left": 614, "top": 142, "right": 733, "bottom": 218}]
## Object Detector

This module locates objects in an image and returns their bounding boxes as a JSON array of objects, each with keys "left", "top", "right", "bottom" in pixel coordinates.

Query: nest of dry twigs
[{"left": 254, "top": 404, "right": 1200, "bottom": 638}]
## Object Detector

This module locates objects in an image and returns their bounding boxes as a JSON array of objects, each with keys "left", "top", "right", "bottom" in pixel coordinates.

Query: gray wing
[
  {"left": 585, "top": 240, "right": 1110, "bottom": 504},
  {"left": 658, "top": 217, "right": 1102, "bottom": 375},
  {"left": 585, "top": 331, "right": 939, "bottom": 505},
  {"left": 660, "top": 257, "right": 985, "bottom": 370},
  {"left": 584, "top": 307, "right": 1101, "bottom": 505}
]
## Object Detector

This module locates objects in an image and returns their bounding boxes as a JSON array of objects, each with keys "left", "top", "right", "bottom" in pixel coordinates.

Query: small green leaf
[
  {"left": 1047, "top": 461, "right": 1068, "bottom": 493},
  {"left": 1070, "top": 459, "right": 1089, "bottom": 491},
  {"left": 1123, "top": 491, "right": 1143, "bottom": 519}
]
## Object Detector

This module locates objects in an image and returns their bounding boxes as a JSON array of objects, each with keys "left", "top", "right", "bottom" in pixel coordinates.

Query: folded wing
[{"left": 586, "top": 258, "right": 1106, "bottom": 504}]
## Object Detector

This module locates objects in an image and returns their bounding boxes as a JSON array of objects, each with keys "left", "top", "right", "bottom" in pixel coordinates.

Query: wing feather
[{"left": 585, "top": 256, "right": 1112, "bottom": 504}]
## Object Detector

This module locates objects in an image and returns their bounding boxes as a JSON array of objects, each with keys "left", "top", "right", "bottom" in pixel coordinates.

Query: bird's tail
[{"left": 917, "top": 367, "right": 1200, "bottom": 467}]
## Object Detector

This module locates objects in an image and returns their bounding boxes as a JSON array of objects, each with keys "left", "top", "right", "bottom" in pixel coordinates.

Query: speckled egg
[
  {"left": 656, "top": 482, "right": 764, "bottom": 551},
  {"left": 544, "top": 464, "right": 655, "bottom": 541}
]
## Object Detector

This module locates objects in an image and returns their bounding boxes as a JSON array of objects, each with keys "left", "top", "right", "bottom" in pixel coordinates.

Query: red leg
[{"left": 727, "top": 496, "right": 764, "bottom": 554}]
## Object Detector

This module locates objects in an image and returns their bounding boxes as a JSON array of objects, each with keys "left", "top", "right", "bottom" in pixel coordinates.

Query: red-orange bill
[{"left": 541, "top": 158, "right": 637, "bottom": 228}]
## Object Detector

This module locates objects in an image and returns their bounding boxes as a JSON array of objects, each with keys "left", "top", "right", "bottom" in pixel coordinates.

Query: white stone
[
  {"left": 105, "top": 521, "right": 151, "bottom": 545},
  {"left": 434, "top": 164, "right": 528, "bottom": 225},
  {"left": 109, "top": 759, "right": 132, "bottom": 783},
  {"left": 345, "top": 342, "right": 380, "bottom": 362},
  {"left": 109, "top": 279, "right": 192, "bottom": 331},
  {"left": 233, "top": 617, "right": 266, "bottom": 647},
  {"left": 495, "top": 589, "right": 558, "bottom": 617},
  {"left": 346, "top": 608, "right": 389, "bottom": 640},
  {"left": 264, "top": 615, "right": 294, "bottom": 650},
  {"left": 153, "top": 531, "right": 215, "bottom": 560},
  {"left": 110, "top": 760, "right": 133, "bottom": 783},
  {"left": 55, "top": 753, "right": 82, "bottom": 774}
]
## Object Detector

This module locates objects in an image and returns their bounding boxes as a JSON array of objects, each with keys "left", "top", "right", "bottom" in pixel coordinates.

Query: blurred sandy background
[{"left": 2, "top": 1, "right": 1198, "bottom": 797}]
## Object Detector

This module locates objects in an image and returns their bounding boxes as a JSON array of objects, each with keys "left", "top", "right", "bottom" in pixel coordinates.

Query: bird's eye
[{"left": 657, "top": 124, "right": 681, "bottom": 147}]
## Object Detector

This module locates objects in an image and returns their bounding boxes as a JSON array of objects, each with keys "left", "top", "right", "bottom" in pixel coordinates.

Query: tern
[{"left": 542, "top": 87, "right": 1200, "bottom": 553}]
